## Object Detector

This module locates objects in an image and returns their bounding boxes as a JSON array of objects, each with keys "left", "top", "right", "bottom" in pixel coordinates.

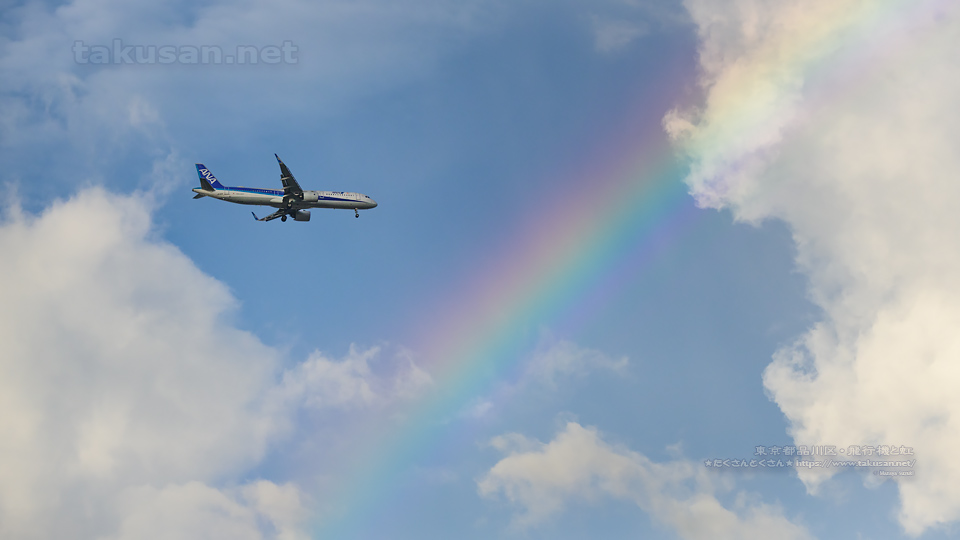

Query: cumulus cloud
[
  {"left": 107, "top": 481, "right": 309, "bottom": 540},
  {"left": 526, "top": 330, "right": 628, "bottom": 385},
  {"left": 278, "top": 344, "right": 432, "bottom": 410},
  {"left": 591, "top": 15, "right": 648, "bottom": 52},
  {"left": 585, "top": 0, "right": 690, "bottom": 53},
  {"left": 0, "top": 187, "right": 428, "bottom": 538},
  {"left": 478, "top": 422, "right": 812, "bottom": 539},
  {"left": 667, "top": 0, "right": 960, "bottom": 534},
  {"left": 459, "top": 332, "right": 627, "bottom": 421}
]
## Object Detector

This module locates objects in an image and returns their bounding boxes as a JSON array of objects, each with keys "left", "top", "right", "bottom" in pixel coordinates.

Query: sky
[{"left": 0, "top": 0, "right": 958, "bottom": 538}]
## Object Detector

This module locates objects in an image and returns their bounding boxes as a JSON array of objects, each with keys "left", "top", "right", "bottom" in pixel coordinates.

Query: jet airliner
[{"left": 192, "top": 154, "right": 377, "bottom": 222}]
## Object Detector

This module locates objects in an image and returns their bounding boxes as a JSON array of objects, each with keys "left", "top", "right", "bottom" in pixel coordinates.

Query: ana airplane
[{"left": 192, "top": 154, "right": 377, "bottom": 222}]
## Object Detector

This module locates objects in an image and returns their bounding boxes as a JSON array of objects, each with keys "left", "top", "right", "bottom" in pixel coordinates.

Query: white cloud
[
  {"left": 0, "top": 187, "right": 428, "bottom": 538},
  {"left": 459, "top": 332, "right": 627, "bottom": 421},
  {"left": 585, "top": 0, "right": 690, "bottom": 53},
  {"left": 278, "top": 344, "right": 432, "bottom": 410},
  {"left": 668, "top": 0, "right": 960, "bottom": 534},
  {"left": 478, "top": 422, "right": 812, "bottom": 539},
  {"left": 591, "top": 15, "right": 648, "bottom": 53},
  {"left": 526, "top": 330, "right": 628, "bottom": 385},
  {"left": 107, "top": 481, "right": 309, "bottom": 540}
]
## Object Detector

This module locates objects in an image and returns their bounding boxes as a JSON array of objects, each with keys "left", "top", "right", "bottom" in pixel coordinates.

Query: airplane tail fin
[{"left": 195, "top": 164, "right": 225, "bottom": 190}]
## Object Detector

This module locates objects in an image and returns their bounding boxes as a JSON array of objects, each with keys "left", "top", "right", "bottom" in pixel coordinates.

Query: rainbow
[
  {"left": 310, "top": 125, "right": 698, "bottom": 537},
  {"left": 308, "top": 0, "right": 931, "bottom": 535}
]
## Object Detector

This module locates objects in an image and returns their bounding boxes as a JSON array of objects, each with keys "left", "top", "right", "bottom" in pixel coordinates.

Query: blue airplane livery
[{"left": 193, "top": 154, "right": 377, "bottom": 222}]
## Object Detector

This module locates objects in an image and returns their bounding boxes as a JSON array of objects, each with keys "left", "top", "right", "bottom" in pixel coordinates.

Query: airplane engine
[
  {"left": 293, "top": 209, "right": 311, "bottom": 222},
  {"left": 300, "top": 191, "right": 319, "bottom": 203}
]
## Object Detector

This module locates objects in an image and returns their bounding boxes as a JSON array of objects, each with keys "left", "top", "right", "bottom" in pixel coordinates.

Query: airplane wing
[
  {"left": 275, "top": 154, "right": 303, "bottom": 198},
  {"left": 252, "top": 209, "right": 288, "bottom": 222}
]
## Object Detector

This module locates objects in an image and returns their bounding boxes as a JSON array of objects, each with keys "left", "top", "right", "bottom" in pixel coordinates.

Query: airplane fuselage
[
  {"left": 191, "top": 186, "right": 377, "bottom": 211},
  {"left": 192, "top": 156, "right": 377, "bottom": 222}
]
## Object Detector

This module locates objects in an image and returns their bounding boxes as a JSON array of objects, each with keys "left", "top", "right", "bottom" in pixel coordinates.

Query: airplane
[{"left": 192, "top": 154, "right": 377, "bottom": 222}]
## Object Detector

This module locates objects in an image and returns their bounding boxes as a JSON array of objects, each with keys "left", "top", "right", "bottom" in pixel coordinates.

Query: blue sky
[{"left": 2, "top": 1, "right": 959, "bottom": 539}]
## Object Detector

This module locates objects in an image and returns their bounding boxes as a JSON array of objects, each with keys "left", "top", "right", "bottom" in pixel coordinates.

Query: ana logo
[{"left": 200, "top": 168, "right": 215, "bottom": 181}]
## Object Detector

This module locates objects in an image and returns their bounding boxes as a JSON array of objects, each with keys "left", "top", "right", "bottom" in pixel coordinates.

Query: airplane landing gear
[
  {"left": 355, "top": 209, "right": 359, "bottom": 218},
  {"left": 281, "top": 215, "right": 287, "bottom": 222}
]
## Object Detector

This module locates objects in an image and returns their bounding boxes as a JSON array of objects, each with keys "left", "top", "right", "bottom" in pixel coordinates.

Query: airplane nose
[{"left": 368, "top": 198, "right": 378, "bottom": 208}]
